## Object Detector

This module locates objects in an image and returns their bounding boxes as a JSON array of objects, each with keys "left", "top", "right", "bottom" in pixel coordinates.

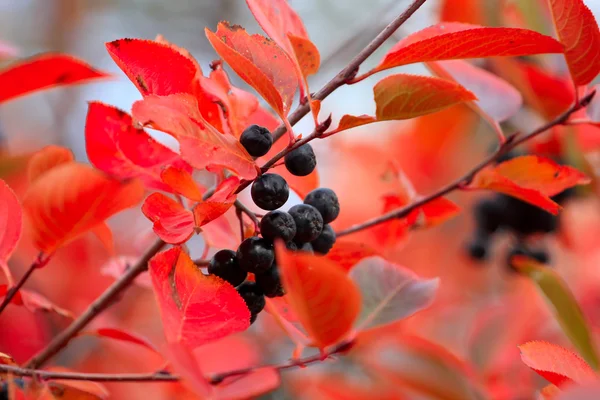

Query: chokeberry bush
[{"left": 0, "top": 0, "right": 600, "bottom": 398}]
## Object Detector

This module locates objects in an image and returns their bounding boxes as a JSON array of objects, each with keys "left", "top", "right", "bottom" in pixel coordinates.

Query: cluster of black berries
[{"left": 205, "top": 125, "right": 339, "bottom": 324}]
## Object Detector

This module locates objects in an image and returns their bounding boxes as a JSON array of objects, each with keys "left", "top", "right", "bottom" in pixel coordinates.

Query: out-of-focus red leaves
[
  {"left": 275, "top": 242, "right": 361, "bottom": 349},
  {"left": 149, "top": 247, "right": 250, "bottom": 348},
  {"left": 192, "top": 176, "right": 239, "bottom": 227},
  {"left": 23, "top": 159, "right": 144, "bottom": 255},
  {"left": 0, "top": 180, "right": 22, "bottom": 283},
  {"left": 27, "top": 145, "right": 74, "bottom": 183},
  {"left": 85, "top": 102, "right": 191, "bottom": 192},
  {"left": 0, "top": 39, "right": 17, "bottom": 60},
  {"left": 472, "top": 155, "right": 590, "bottom": 214},
  {"left": 519, "top": 341, "right": 598, "bottom": 387},
  {"left": 100, "top": 255, "right": 152, "bottom": 288},
  {"left": 547, "top": 0, "right": 600, "bottom": 86},
  {"left": 326, "top": 240, "right": 380, "bottom": 272},
  {"left": 205, "top": 22, "right": 298, "bottom": 119},
  {"left": 142, "top": 193, "right": 195, "bottom": 244},
  {"left": 160, "top": 167, "right": 205, "bottom": 202},
  {"left": 106, "top": 39, "right": 199, "bottom": 96},
  {"left": 132, "top": 93, "right": 258, "bottom": 180},
  {"left": 439, "top": 0, "right": 486, "bottom": 25},
  {"left": 44, "top": 366, "right": 110, "bottom": 399},
  {"left": 0, "top": 54, "right": 109, "bottom": 104},
  {"left": 374, "top": 74, "right": 477, "bottom": 120},
  {"left": 80, "top": 328, "right": 159, "bottom": 354},
  {"left": 0, "top": 285, "right": 72, "bottom": 319}
]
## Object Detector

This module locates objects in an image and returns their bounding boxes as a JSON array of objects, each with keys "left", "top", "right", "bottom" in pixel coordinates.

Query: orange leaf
[
  {"left": 370, "top": 23, "right": 564, "bottom": 76},
  {"left": 374, "top": 74, "right": 476, "bottom": 120},
  {"left": 27, "top": 145, "right": 74, "bottom": 183},
  {"left": 23, "top": 162, "right": 144, "bottom": 254},
  {"left": 142, "top": 193, "right": 195, "bottom": 245},
  {"left": 519, "top": 341, "right": 597, "bottom": 387},
  {"left": 193, "top": 177, "right": 239, "bottom": 227},
  {"left": 149, "top": 247, "right": 250, "bottom": 347},
  {"left": 45, "top": 366, "right": 109, "bottom": 399},
  {"left": 86, "top": 102, "right": 192, "bottom": 192},
  {"left": 330, "top": 114, "right": 377, "bottom": 134},
  {"left": 91, "top": 222, "right": 114, "bottom": 254},
  {"left": 326, "top": 241, "right": 381, "bottom": 273},
  {"left": 275, "top": 242, "right": 361, "bottom": 349},
  {"left": 288, "top": 34, "right": 320, "bottom": 78},
  {"left": 0, "top": 180, "right": 22, "bottom": 284},
  {"left": 132, "top": 93, "right": 258, "bottom": 180},
  {"left": 161, "top": 167, "right": 205, "bottom": 202},
  {"left": 106, "top": 38, "right": 199, "bottom": 96},
  {"left": 547, "top": 0, "right": 600, "bottom": 86},
  {"left": 0, "top": 54, "right": 109, "bottom": 104},
  {"left": 205, "top": 22, "right": 298, "bottom": 118}
]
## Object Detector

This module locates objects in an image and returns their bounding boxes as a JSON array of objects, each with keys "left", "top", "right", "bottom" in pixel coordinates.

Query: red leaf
[
  {"left": 368, "top": 23, "right": 563, "bottom": 77},
  {"left": 0, "top": 54, "right": 109, "bottom": 104},
  {"left": 132, "top": 93, "right": 258, "bottom": 180},
  {"left": 519, "top": 341, "right": 597, "bottom": 387},
  {"left": 100, "top": 256, "right": 152, "bottom": 288},
  {"left": 149, "top": 247, "right": 250, "bottom": 347},
  {"left": 142, "top": 193, "right": 195, "bottom": 245},
  {"left": 0, "top": 180, "right": 22, "bottom": 283},
  {"left": 374, "top": 74, "right": 476, "bottom": 120},
  {"left": 193, "top": 177, "right": 239, "bottom": 227},
  {"left": 215, "top": 368, "right": 280, "bottom": 400},
  {"left": 106, "top": 39, "right": 199, "bottom": 96},
  {"left": 288, "top": 34, "right": 320, "bottom": 78},
  {"left": 201, "top": 212, "right": 240, "bottom": 250},
  {"left": 27, "top": 145, "right": 74, "bottom": 183},
  {"left": 45, "top": 367, "right": 110, "bottom": 399},
  {"left": 329, "top": 114, "right": 378, "bottom": 134},
  {"left": 205, "top": 22, "right": 298, "bottom": 118},
  {"left": 0, "top": 285, "right": 72, "bottom": 319},
  {"left": 81, "top": 328, "right": 159, "bottom": 354},
  {"left": 23, "top": 162, "right": 145, "bottom": 254},
  {"left": 86, "top": 102, "right": 191, "bottom": 192},
  {"left": 165, "top": 342, "right": 211, "bottom": 397},
  {"left": 275, "top": 242, "right": 361, "bottom": 349},
  {"left": 547, "top": 0, "right": 600, "bottom": 86},
  {"left": 161, "top": 167, "right": 205, "bottom": 202},
  {"left": 326, "top": 241, "right": 380, "bottom": 272}
]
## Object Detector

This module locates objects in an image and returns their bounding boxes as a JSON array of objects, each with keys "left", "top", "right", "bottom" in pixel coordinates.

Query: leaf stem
[{"left": 0, "top": 253, "right": 48, "bottom": 316}]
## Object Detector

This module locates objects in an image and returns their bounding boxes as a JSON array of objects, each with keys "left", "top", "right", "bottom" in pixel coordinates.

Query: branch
[
  {"left": 25, "top": 239, "right": 167, "bottom": 369},
  {"left": 0, "top": 253, "right": 48, "bottom": 315},
  {"left": 336, "top": 91, "right": 596, "bottom": 237}
]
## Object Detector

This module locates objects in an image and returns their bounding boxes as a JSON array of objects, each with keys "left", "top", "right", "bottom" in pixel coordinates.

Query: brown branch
[
  {"left": 336, "top": 90, "right": 596, "bottom": 237},
  {"left": 0, "top": 254, "right": 48, "bottom": 315},
  {"left": 25, "top": 239, "right": 167, "bottom": 369},
  {"left": 234, "top": 200, "right": 260, "bottom": 228}
]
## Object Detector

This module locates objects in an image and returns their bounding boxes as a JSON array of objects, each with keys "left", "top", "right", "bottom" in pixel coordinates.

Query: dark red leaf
[{"left": 141, "top": 193, "right": 195, "bottom": 244}]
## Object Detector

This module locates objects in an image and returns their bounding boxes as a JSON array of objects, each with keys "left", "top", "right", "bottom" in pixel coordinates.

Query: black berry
[
  {"left": 250, "top": 313, "right": 258, "bottom": 324},
  {"left": 311, "top": 224, "right": 336, "bottom": 254},
  {"left": 285, "top": 241, "right": 298, "bottom": 251},
  {"left": 256, "top": 265, "right": 285, "bottom": 297},
  {"left": 466, "top": 236, "right": 489, "bottom": 261},
  {"left": 208, "top": 249, "right": 247, "bottom": 287},
  {"left": 260, "top": 211, "right": 296, "bottom": 241},
  {"left": 251, "top": 173, "right": 289, "bottom": 210},
  {"left": 473, "top": 198, "right": 503, "bottom": 235},
  {"left": 304, "top": 188, "right": 340, "bottom": 224},
  {"left": 296, "top": 241, "right": 314, "bottom": 253},
  {"left": 236, "top": 236, "right": 274, "bottom": 274},
  {"left": 289, "top": 204, "right": 323, "bottom": 242},
  {"left": 240, "top": 125, "right": 273, "bottom": 157},
  {"left": 284, "top": 144, "right": 316, "bottom": 176},
  {"left": 237, "top": 281, "right": 266, "bottom": 317}
]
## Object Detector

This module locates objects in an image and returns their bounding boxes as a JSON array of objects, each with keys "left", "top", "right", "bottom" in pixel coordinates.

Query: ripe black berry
[
  {"left": 289, "top": 204, "right": 323, "bottom": 242},
  {"left": 304, "top": 188, "right": 340, "bottom": 224},
  {"left": 255, "top": 265, "right": 285, "bottom": 297},
  {"left": 473, "top": 198, "right": 502, "bottom": 235},
  {"left": 236, "top": 236, "right": 274, "bottom": 274},
  {"left": 240, "top": 125, "right": 273, "bottom": 157},
  {"left": 251, "top": 173, "right": 289, "bottom": 210},
  {"left": 260, "top": 211, "right": 296, "bottom": 242},
  {"left": 311, "top": 224, "right": 336, "bottom": 254},
  {"left": 285, "top": 241, "right": 298, "bottom": 251},
  {"left": 237, "top": 281, "right": 266, "bottom": 317},
  {"left": 208, "top": 249, "right": 247, "bottom": 287},
  {"left": 284, "top": 144, "right": 316, "bottom": 176},
  {"left": 296, "top": 241, "right": 313, "bottom": 253}
]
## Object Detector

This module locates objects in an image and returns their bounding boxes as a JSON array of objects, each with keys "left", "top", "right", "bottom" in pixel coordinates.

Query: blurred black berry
[
  {"left": 311, "top": 224, "right": 336, "bottom": 254},
  {"left": 208, "top": 249, "right": 247, "bottom": 287},
  {"left": 236, "top": 236, "right": 274, "bottom": 274},
  {"left": 255, "top": 265, "right": 285, "bottom": 297}
]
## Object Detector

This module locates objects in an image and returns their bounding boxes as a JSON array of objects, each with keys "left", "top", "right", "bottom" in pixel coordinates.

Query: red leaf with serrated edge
[
  {"left": 82, "top": 328, "right": 159, "bottom": 354},
  {"left": 0, "top": 54, "right": 109, "bottom": 104},
  {"left": 519, "top": 61, "right": 575, "bottom": 119},
  {"left": 106, "top": 39, "right": 199, "bottom": 96},
  {"left": 275, "top": 241, "right": 361, "bottom": 349},
  {"left": 161, "top": 167, "right": 205, "bottom": 202},
  {"left": 246, "top": 0, "right": 308, "bottom": 53},
  {"left": 205, "top": 22, "right": 298, "bottom": 118},
  {"left": 193, "top": 177, "right": 239, "bottom": 227},
  {"left": 326, "top": 241, "right": 381, "bottom": 273},
  {"left": 367, "top": 23, "right": 563, "bottom": 77},
  {"left": 23, "top": 162, "right": 144, "bottom": 254},
  {"left": 27, "top": 145, "right": 74, "bottom": 183},
  {"left": 86, "top": 102, "right": 191, "bottom": 192},
  {"left": 149, "top": 247, "right": 250, "bottom": 347},
  {"left": 374, "top": 74, "right": 476, "bottom": 120},
  {"left": 142, "top": 193, "right": 194, "bottom": 245},
  {"left": 0, "top": 180, "right": 22, "bottom": 284},
  {"left": 547, "top": 0, "right": 600, "bottom": 86},
  {"left": 132, "top": 93, "right": 258, "bottom": 180},
  {"left": 519, "top": 341, "right": 597, "bottom": 387},
  {"left": 329, "top": 114, "right": 377, "bottom": 134}
]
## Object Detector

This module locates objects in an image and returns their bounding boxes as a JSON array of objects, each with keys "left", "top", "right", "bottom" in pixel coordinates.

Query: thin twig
[
  {"left": 336, "top": 91, "right": 596, "bottom": 237},
  {"left": 193, "top": 259, "right": 210, "bottom": 267},
  {"left": 0, "top": 254, "right": 49, "bottom": 316},
  {"left": 234, "top": 200, "right": 260, "bottom": 228}
]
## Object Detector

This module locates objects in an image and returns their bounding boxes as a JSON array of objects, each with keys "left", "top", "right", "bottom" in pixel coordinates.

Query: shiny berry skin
[
  {"left": 311, "top": 224, "right": 336, "bottom": 254},
  {"left": 256, "top": 266, "right": 285, "bottom": 297},
  {"left": 304, "top": 188, "right": 340, "bottom": 224},
  {"left": 284, "top": 144, "right": 316, "bottom": 176},
  {"left": 208, "top": 249, "right": 247, "bottom": 287},
  {"left": 288, "top": 204, "right": 323, "bottom": 242},
  {"left": 237, "top": 281, "right": 266, "bottom": 317},
  {"left": 260, "top": 211, "right": 296, "bottom": 242},
  {"left": 236, "top": 237, "right": 274, "bottom": 274},
  {"left": 251, "top": 173, "right": 289, "bottom": 210},
  {"left": 240, "top": 125, "right": 273, "bottom": 157}
]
